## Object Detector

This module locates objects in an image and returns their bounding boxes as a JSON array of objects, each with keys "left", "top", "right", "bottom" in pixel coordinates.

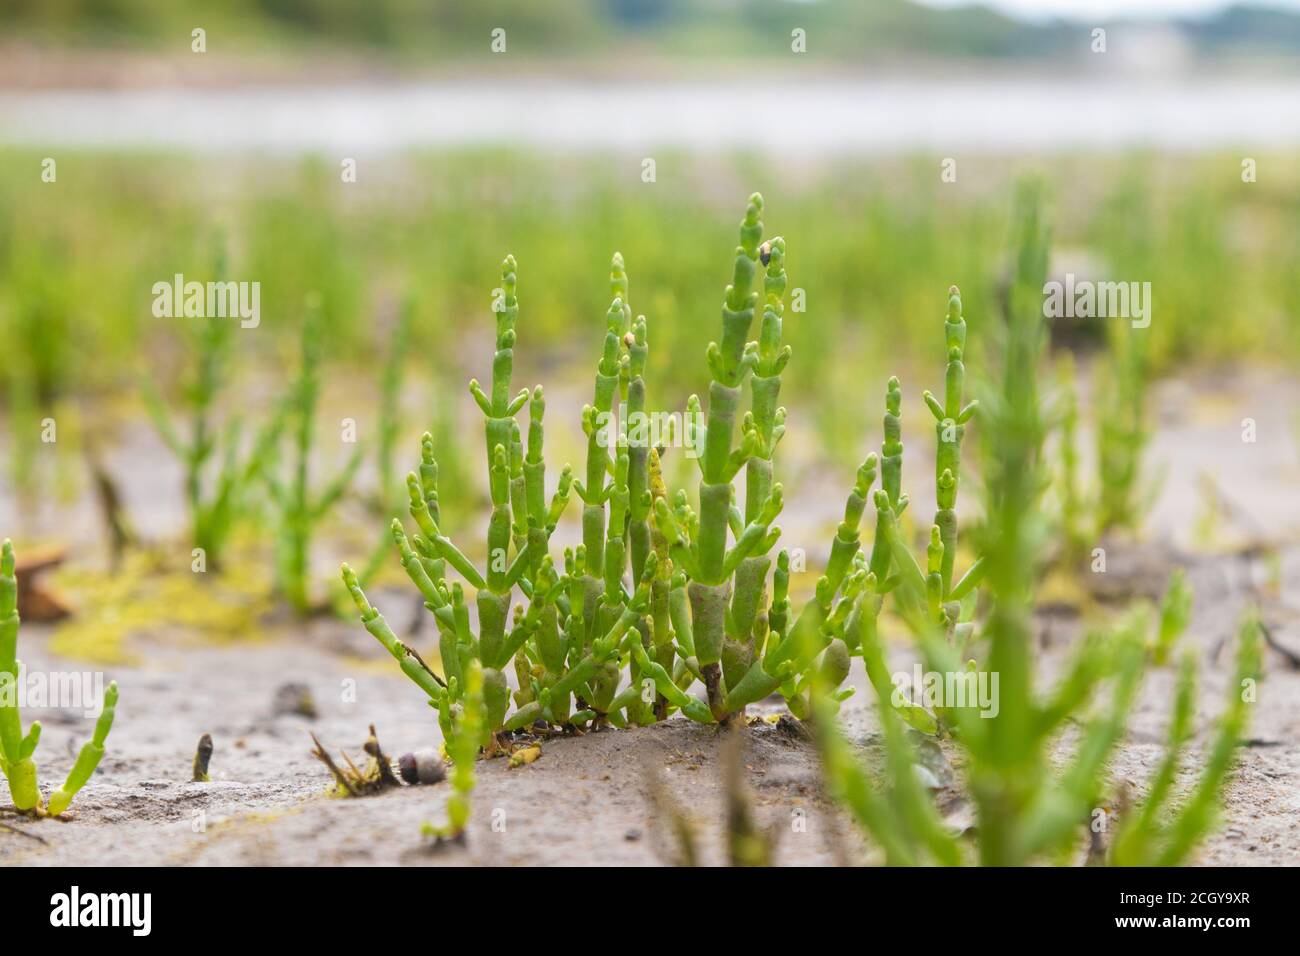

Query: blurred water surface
[{"left": 4, "top": 76, "right": 1299, "bottom": 153}]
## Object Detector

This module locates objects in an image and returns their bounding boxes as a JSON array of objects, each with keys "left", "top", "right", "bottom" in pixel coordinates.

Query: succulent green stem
[{"left": 1, "top": 539, "right": 119, "bottom": 815}]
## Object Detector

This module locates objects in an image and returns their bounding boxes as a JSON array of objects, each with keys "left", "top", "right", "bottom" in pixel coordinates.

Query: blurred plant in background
[
  {"left": 818, "top": 184, "right": 1261, "bottom": 867},
  {"left": 1, "top": 150, "right": 1295, "bottom": 472}
]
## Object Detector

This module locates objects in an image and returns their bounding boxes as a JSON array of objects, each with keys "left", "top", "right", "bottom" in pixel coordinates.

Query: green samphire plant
[
  {"left": 0, "top": 539, "right": 119, "bottom": 817},
  {"left": 143, "top": 242, "right": 287, "bottom": 573},
  {"left": 337, "top": 195, "right": 987, "bottom": 849},
  {"left": 634, "top": 198, "right": 986, "bottom": 728},
  {"left": 349, "top": 203, "right": 825, "bottom": 722},
  {"left": 265, "top": 301, "right": 364, "bottom": 615},
  {"left": 341, "top": 191, "right": 1248, "bottom": 856},
  {"left": 341, "top": 194, "right": 994, "bottom": 831}
]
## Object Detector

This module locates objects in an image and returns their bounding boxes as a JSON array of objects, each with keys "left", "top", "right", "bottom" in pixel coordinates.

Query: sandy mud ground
[{"left": 2, "top": 367, "right": 1299, "bottom": 865}]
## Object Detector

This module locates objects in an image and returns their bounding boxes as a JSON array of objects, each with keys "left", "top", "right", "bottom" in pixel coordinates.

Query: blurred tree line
[{"left": 8, "top": 0, "right": 1292, "bottom": 62}]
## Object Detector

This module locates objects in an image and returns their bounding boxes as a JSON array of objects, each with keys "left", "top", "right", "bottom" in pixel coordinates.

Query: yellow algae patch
[{"left": 49, "top": 549, "right": 275, "bottom": 664}]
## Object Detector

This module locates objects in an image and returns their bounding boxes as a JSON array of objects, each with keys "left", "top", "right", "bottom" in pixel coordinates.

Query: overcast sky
[{"left": 918, "top": 0, "right": 1300, "bottom": 20}]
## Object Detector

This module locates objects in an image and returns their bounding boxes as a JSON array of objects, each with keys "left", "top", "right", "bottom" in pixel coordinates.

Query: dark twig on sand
[
  {"left": 0, "top": 819, "right": 48, "bottom": 844},
  {"left": 310, "top": 725, "right": 404, "bottom": 797},
  {"left": 1258, "top": 621, "right": 1300, "bottom": 670},
  {"left": 1226, "top": 551, "right": 1300, "bottom": 670},
  {"left": 310, "top": 732, "right": 358, "bottom": 797}
]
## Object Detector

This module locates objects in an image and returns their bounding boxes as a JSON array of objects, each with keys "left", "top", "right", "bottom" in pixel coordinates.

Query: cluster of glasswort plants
[
  {"left": 354, "top": 206, "right": 758, "bottom": 721},
  {"left": 0, "top": 540, "right": 119, "bottom": 817},
  {"left": 816, "top": 189, "right": 1260, "bottom": 865},
  {"left": 339, "top": 193, "right": 1003, "bottom": 844},
  {"left": 638, "top": 214, "right": 986, "bottom": 730},
  {"left": 339, "top": 191, "right": 1252, "bottom": 855}
]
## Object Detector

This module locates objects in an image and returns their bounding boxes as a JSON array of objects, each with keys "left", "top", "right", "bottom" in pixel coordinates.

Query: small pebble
[{"left": 272, "top": 682, "right": 318, "bottom": 719}]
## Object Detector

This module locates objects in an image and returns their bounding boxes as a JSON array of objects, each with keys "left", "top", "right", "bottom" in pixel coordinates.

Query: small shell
[
  {"left": 398, "top": 749, "right": 446, "bottom": 785},
  {"left": 759, "top": 241, "right": 772, "bottom": 267}
]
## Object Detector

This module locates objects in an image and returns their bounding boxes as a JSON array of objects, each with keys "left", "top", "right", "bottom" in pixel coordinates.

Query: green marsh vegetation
[
  {"left": 337, "top": 189, "right": 1260, "bottom": 861},
  {"left": 141, "top": 240, "right": 288, "bottom": 575},
  {"left": 817, "top": 188, "right": 1261, "bottom": 865},
  {"left": 259, "top": 301, "right": 365, "bottom": 615},
  {"left": 1, "top": 151, "right": 1293, "bottom": 519},
  {"left": 2, "top": 150, "right": 1294, "bottom": 424},
  {"left": 2, "top": 150, "right": 1293, "bottom": 551},
  {"left": 0, "top": 149, "right": 1282, "bottom": 861}
]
